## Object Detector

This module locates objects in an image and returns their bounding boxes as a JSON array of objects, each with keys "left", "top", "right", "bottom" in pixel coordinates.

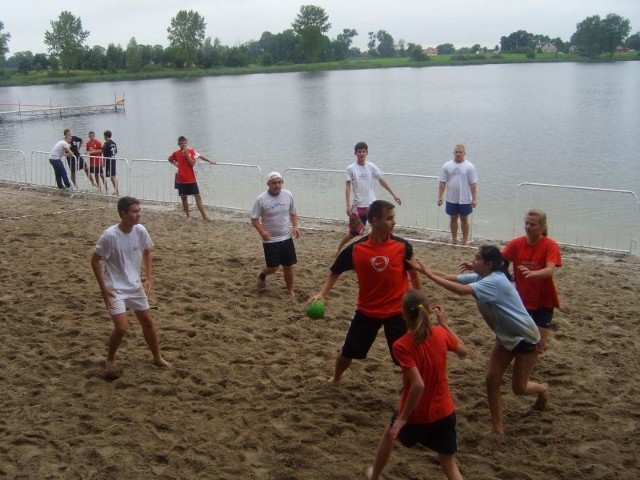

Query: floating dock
[{"left": 0, "top": 99, "right": 125, "bottom": 121}]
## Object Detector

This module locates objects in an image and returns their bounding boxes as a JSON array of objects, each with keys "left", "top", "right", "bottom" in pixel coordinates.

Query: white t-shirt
[
  {"left": 458, "top": 271, "right": 540, "bottom": 350},
  {"left": 346, "top": 161, "right": 384, "bottom": 208},
  {"left": 250, "top": 189, "right": 296, "bottom": 243},
  {"left": 49, "top": 140, "right": 70, "bottom": 160},
  {"left": 95, "top": 224, "right": 154, "bottom": 294},
  {"left": 438, "top": 159, "right": 478, "bottom": 204}
]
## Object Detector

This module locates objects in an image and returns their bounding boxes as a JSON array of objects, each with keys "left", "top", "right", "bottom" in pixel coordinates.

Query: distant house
[
  {"left": 539, "top": 42, "right": 558, "bottom": 54},
  {"left": 422, "top": 46, "right": 438, "bottom": 56},
  {"left": 569, "top": 45, "right": 579, "bottom": 54}
]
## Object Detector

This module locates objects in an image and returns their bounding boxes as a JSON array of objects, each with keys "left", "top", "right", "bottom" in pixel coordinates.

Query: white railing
[{"left": 0, "top": 149, "right": 27, "bottom": 184}]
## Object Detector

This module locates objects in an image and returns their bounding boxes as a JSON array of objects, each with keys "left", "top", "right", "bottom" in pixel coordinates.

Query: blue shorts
[
  {"left": 263, "top": 237, "right": 297, "bottom": 267},
  {"left": 177, "top": 182, "right": 200, "bottom": 196},
  {"left": 528, "top": 308, "right": 554, "bottom": 329},
  {"left": 341, "top": 310, "right": 406, "bottom": 365},
  {"left": 392, "top": 412, "right": 458, "bottom": 455},
  {"left": 445, "top": 202, "right": 473, "bottom": 216}
]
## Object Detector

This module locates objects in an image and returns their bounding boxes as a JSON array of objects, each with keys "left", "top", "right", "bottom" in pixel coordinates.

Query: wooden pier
[{"left": 0, "top": 99, "right": 125, "bottom": 121}]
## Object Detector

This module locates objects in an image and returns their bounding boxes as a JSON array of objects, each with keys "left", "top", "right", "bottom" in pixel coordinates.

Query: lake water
[{"left": 1, "top": 62, "right": 639, "bottom": 252}]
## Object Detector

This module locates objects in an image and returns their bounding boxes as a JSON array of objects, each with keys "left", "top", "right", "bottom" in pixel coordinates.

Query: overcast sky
[{"left": 2, "top": 0, "right": 639, "bottom": 55}]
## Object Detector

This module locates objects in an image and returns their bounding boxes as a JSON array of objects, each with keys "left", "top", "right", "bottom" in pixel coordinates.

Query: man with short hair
[
  {"left": 438, "top": 144, "right": 478, "bottom": 245},
  {"left": 102, "top": 130, "right": 119, "bottom": 196},
  {"left": 48, "top": 129, "right": 74, "bottom": 190},
  {"left": 251, "top": 171, "right": 301, "bottom": 298},
  {"left": 86, "top": 131, "right": 106, "bottom": 193},
  {"left": 65, "top": 131, "right": 93, "bottom": 189},
  {"left": 91, "top": 196, "right": 170, "bottom": 379}
]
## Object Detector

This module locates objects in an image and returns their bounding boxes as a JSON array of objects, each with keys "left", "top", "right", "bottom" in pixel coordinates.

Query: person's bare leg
[
  {"left": 330, "top": 353, "right": 352, "bottom": 383},
  {"left": 100, "top": 172, "right": 107, "bottom": 193},
  {"left": 194, "top": 194, "right": 211, "bottom": 221},
  {"left": 365, "top": 425, "right": 395, "bottom": 479},
  {"left": 485, "top": 342, "right": 514, "bottom": 434},
  {"left": 335, "top": 232, "right": 355, "bottom": 256},
  {"left": 106, "top": 313, "right": 128, "bottom": 372},
  {"left": 111, "top": 176, "right": 119, "bottom": 196},
  {"left": 283, "top": 265, "right": 295, "bottom": 297},
  {"left": 180, "top": 196, "right": 191, "bottom": 219},
  {"left": 439, "top": 453, "right": 464, "bottom": 480},
  {"left": 538, "top": 327, "right": 551, "bottom": 352},
  {"left": 449, "top": 214, "right": 459, "bottom": 244},
  {"left": 460, "top": 215, "right": 470, "bottom": 245},
  {"left": 258, "top": 266, "right": 278, "bottom": 289},
  {"left": 135, "top": 309, "right": 170, "bottom": 368},
  {"left": 511, "top": 351, "right": 547, "bottom": 410}
]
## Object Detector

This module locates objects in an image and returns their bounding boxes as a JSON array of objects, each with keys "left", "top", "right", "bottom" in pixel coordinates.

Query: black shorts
[
  {"left": 528, "top": 308, "right": 554, "bottom": 329},
  {"left": 105, "top": 158, "right": 117, "bottom": 177},
  {"left": 341, "top": 310, "right": 406, "bottom": 365},
  {"left": 66, "top": 156, "right": 85, "bottom": 172},
  {"left": 393, "top": 412, "right": 458, "bottom": 455},
  {"left": 177, "top": 182, "right": 200, "bottom": 196},
  {"left": 89, "top": 166, "right": 103, "bottom": 174},
  {"left": 263, "top": 238, "right": 297, "bottom": 267},
  {"left": 512, "top": 339, "right": 540, "bottom": 354}
]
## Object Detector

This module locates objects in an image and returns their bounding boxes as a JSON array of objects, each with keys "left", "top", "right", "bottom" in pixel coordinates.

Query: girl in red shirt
[{"left": 366, "top": 289, "right": 468, "bottom": 480}]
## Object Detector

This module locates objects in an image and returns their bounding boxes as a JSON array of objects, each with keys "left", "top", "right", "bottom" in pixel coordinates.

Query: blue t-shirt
[{"left": 458, "top": 271, "right": 540, "bottom": 350}]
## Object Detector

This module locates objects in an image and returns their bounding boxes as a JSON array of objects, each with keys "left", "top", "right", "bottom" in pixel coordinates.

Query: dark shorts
[
  {"left": 104, "top": 158, "right": 117, "bottom": 177},
  {"left": 528, "top": 308, "right": 554, "bottom": 329},
  {"left": 177, "top": 182, "right": 200, "bottom": 197},
  {"left": 341, "top": 310, "right": 406, "bottom": 365},
  {"left": 348, "top": 207, "right": 368, "bottom": 235},
  {"left": 445, "top": 202, "right": 473, "bottom": 216},
  {"left": 392, "top": 412, "right": 458, "bottom": 455},
  {"left": 512, "top": 339, "right": 540, "bottom": 354},
  {"left": 66, "top": 156, "right": 86, "bottom": 172},
  {"left": 89, "top": 166, "right": 103, "bottom": 174},
  {"left": 263, "top": 237, "right": 297, "bottom": 267}
]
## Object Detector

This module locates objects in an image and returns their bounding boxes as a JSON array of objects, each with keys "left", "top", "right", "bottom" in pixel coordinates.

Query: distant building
[
  {"left": 422, "top": 46, "right": 439, "bottom": 56},
  {"left": 539, "top": 43, "right": 558, "bottom": 54}
]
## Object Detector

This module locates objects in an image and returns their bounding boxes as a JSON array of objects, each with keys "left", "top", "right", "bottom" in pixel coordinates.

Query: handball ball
[{"left": 306, "top": 300, "right": 325, "bottom": 320}]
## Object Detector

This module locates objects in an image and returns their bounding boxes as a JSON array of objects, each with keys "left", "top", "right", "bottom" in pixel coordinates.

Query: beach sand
[{"left": 1, "top": 185, "right": 638, "bottom": 479}]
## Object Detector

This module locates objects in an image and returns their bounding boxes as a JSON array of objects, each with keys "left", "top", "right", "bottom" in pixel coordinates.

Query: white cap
[{"left": 267, "top": 171, "right": 283, "bottom": 182}]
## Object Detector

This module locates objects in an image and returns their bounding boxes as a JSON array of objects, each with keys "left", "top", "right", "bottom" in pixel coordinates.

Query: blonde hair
[
  {"left": 526, "top": 209, "right": 548, "bottom": 237},
  {"left": 402, "top": 289, "right": 432, "bottom": 344}
]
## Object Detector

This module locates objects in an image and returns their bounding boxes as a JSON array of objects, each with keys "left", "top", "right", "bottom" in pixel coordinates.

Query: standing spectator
[
  {"left": 438, "top": 144, "right": 478, "bottom": 245},
  {"left": 366, "top": 289, "right": 467, "bottom": 480},
  {"left": 48, "top": 129, "right": 74, "bottom": 190},
  {"left": 65, "top": 131, "right": 93, "bottom": 189},
  {"left": 102, "top": 130, "right": 119, "bottom": 196},
  {"left": 309, "top": 200, "right": 422, "bottom": 383},
  {"left": 251, "top": 172, "right": 301, "bottom": 298},
  {"left": 168, "top": 135, "right": 217, "bottom": 220},
  {"left": 502, "top": 209, "right": 561, "bottom": 351},
  {"left": 86, "top": 131, "right": 106, "bottom": 193},
  {"left": 334, "top": 141, "right": 402, "bottom": 256},
  {"left": 90, "top": 196, "right": 171, "bottom": 379}
]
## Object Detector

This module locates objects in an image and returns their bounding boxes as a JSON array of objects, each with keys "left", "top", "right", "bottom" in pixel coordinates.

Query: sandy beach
[{"left": 1, "top": 185, "right": 638, "bottom": 479}]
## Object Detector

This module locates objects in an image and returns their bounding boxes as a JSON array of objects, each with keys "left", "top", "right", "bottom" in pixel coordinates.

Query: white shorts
[{"left": 108, "top": 289, "right": 150, "bottom": 316}]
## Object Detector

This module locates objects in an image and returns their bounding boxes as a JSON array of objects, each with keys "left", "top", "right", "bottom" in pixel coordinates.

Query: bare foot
[
  {"left": 104, "top": 362, "right": 121, "bottom": 381},
  {"left": 154, "top": 358, "right": 172, "bottom": 368},
  {"left": 532, "top": 384, "right": 548, "bottom": 411},
  {"left": 364, "top": 466, "right": 374, "bottom": 479},
  {"left": 328, "top": 376, "right": 340, "bottom": 384}
]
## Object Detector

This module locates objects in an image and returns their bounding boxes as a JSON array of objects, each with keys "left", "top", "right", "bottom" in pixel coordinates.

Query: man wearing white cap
[{"left": 251, "top": 171, "right": 301, "bottom": 298}]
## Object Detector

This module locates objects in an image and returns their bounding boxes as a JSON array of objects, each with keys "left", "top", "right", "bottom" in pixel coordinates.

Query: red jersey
[
  {"left": 393, "top": 326, "right": 459, "bottom": 423},
  {"left": 331, "top": 234, "right": 412, "bottom": 318},
  {"left": 86, "top": 139, "right": 103, "bottom": 168},
  {"left": 502, "top": 236, "right": 561, "bottom": 310},
  {"left": 169, "top": 148, "right": 198, "bottom": 184}
]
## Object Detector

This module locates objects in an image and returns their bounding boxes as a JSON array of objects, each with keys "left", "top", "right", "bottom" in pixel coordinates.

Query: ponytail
[{"left": 402, "top": 289, "right": 432, "bottom": 344}]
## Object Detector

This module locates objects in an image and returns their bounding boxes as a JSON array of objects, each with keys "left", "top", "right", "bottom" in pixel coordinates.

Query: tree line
[{"left": 0, "top": 6, "right": 638, "bottom": 76}]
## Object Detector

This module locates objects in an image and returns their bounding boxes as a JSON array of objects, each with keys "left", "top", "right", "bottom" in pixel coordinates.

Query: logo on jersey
[{"left": 370, "top": 256, "right": 389, "bottom": 272}]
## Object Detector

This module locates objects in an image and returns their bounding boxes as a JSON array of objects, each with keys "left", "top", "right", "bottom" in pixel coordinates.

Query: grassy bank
[{"left": 0, "top": 52, "right": 637, "bottom": 87}]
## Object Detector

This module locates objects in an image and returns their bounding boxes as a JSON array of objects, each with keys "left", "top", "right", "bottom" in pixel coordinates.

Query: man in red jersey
[
  {"left": 86, "top": 131, "right": 106, "bottom": 193},
  {"left": 168, "top": 135, "right": 217, "bottom": 220},
  {"left": 309, "top": 200, "right": 422, "bottom": 383}
]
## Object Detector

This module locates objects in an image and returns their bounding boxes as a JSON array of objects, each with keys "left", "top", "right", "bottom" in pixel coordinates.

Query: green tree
[
  {"left": 197, "top": 37, "right": 223, "bottom": 68},
  {"left": 0, "top": 21, "right": 11, "bottom": 62},
  {"left": 125, "top": 37, "right": 143, "bottom": 72},
  {"left": 106, "top": 43, "right": 124, "bottom": 72},
  {"left": 167, "top": 9, "right": 206, "bottom": 68},
  {"left": 292, "top": 5, "right": 331, "bottom": 63},
  {"left": 332, "top": 28, "right": 357, "bottom": 60},
  {"left": 626, "top": 31, "right": 640, "bottom": 50},
  {"left": 571, "top": 14, "right": 631, "bottom": 57},
  {"left": 375, "top": 30, "right": 396, "bottom": 57},
  {"left": 407, "top": 44, "right": 428, "bottom": 61},
  {"left": 437, "top": 43, "right": 456, "bottom": 55},
  {"left": 44, "top": 11, "right": 90, "bottom": 75},
  {"left": 500, "top": 30, "right": 534, "bottom": 52},
  {"left": 32, "top": 53, "right": 50, "bottom": 70}
]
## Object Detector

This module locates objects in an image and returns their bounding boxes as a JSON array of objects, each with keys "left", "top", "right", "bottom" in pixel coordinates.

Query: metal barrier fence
[
  {"left": 0, "top": 149, "right": 27, "bottom": 184},
  {"left": 283, "top": 168, "right": 455, "bottom": 237},
  {"left": 514, "top": 182, "right": 640, "bottom": 254},
  {"left": 3, "top": 150, "right": 639, "bottom": 254}
]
